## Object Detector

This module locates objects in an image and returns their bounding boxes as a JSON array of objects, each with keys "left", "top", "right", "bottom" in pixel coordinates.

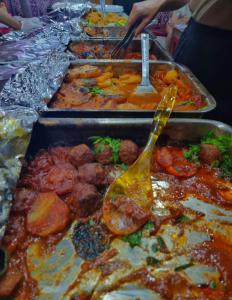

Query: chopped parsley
[
  {"left": 122, "top": 222, "right": 155, "bottom": 248},
  {"left": 89, "top": 87, "right": 104, "bottom": 95},
  {"left": 183, "top": 144, "right": 200, "bottom": 163},
  {"left": 93, "top": 144, "right": 105, "bottom": 155},
  {"left": 209, "top": 280, "right": 217, "bottom": 289},
  {"left": 176, "top": 101, "right": 195, "bottom": 107},
  {"left": 176, "top": 214, "right": 190, "bottom": 224},
  {"left": 184, "top": 132, "right": 232, "bottom": 178},
  {"left": 89, "top": 136, "right": 121, "bottom": 163},
  {"left": 122, "top": 230, "right": 142, "bottom": 248},
  {"left": 120, "top": 163, "right": 128, "bottom": 171},
  {"left": 143, "top": 221, "right": 155, "bottom": 231}
]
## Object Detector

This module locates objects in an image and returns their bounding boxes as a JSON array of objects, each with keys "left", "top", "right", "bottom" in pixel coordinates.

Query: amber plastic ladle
[{"left": 103, "top": 86, "right": 177, "bottom": 235}]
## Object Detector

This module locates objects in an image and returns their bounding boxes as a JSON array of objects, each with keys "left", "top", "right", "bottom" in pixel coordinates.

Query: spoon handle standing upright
[{"left": 141, "top": 33, "right": 151, "bottom": 87}]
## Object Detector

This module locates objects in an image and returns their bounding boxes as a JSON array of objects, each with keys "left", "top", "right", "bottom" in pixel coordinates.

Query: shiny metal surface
[{"left": 47, "top": 60, "right": 216, "bottom": 116}]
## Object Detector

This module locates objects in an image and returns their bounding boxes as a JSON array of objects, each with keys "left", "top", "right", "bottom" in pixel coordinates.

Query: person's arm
[
  {"left": 128, "top": 0, "right": 189, "bottom": 36},
  {"left": 0, "top": 10, "right": 22, "bottom": 30}
]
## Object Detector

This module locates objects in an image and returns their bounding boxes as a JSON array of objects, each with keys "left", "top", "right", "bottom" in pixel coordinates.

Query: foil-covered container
[
  {"left": 0, "top": 106, "right": 38, "bottom": 241},
  {"left": 0, "top": 21, "right": 74, "bottom": 81},
  {"left": 0, "top": 50, "right": 70, "bottom": 111}
]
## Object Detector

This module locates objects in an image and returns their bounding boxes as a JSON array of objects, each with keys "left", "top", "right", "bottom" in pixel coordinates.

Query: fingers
[
  {"left": 128, "top": 3, "right": 142, "bottom": 29},
  {"left": 134, "top": 16, "right": 153, "bottom": 36}
]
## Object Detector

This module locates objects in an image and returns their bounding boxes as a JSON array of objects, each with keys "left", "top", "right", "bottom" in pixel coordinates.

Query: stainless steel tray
[
  {"left": 27, "top": 118, "right": 232, "bottom": 157},
  {"left": 46, "top": 60, "right": 216, "bottom": 118},
  {"left": 80, "top": 11, "right": 128, "bottom": 38},
  {"left": 68, "top": 37, "right": 173, "bottom": 61}
]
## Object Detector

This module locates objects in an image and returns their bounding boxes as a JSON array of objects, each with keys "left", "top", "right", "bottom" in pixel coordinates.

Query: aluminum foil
[
  {"left": 0, "top": 106, "right": 38, "bottom": 241},
  {"left": 0, "top": 21, "right": 74, "bottom": 81},
  {"left": 0, "top": 50, "right": 70, "bottom": 111}
]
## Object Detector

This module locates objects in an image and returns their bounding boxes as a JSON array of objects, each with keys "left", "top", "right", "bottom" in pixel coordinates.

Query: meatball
[
  {"left": 95, "top": 144, "right": 112, "bottom": 165},
  {"left": 104, "top": 165, "right": 124, "bottom": 185},
  {"left": 119, "top": 140, "right": 139, "bottom": 165},
  {"left": 68, "top": 182, "right": 100, "bottom": 217},
  {"left": 77, "top": 163, "right": 105, "bottom": 186},
  {"left": 69, "top": 144, "right": 94, "bottom": 168},
  {"left": 40, "top": 163, "right": 77, "bottom": 195},
  {"left": 199, "top": 144, "right": 222, "bottom": 165},
  {"left": 12, "top": 188, "right": 37, "bottom": 213},
  {"left": 49, "top": 146, "right": 70, "bottom": 165}
]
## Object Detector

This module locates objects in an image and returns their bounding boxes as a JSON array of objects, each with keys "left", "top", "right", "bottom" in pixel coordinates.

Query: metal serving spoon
[
  {"left": 103, "top": 85, "right": 177, "bottom": 235},
  {"left": 135, "top": 33, "right": 157, "bottom": 94}
]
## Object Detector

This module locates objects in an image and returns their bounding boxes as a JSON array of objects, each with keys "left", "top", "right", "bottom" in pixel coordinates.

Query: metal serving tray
[
  {"left": 45, "top": 60, "right": 216, "bottom": 118},
  {"left": 80, "top": 11, "right": 128, "bottom": 39},
  {"left": 27, "top": 118, "right": 231, "bottom": 158},
  {"left": 68, "top": 37, "right": 173, "bottom": 61}
]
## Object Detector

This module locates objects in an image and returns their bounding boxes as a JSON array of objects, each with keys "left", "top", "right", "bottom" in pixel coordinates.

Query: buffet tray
[
  {"left": 45, "top": 60, "right": 216, "bottom": 118},
  {"left": 27, "top": 118, "right": 232, "bottom": 157},
  {"left": 80, "top": 11, "right": 128, "bottom": 38},
  {"left": 68, "top": 37, "right": 173, "bottom": 61}
]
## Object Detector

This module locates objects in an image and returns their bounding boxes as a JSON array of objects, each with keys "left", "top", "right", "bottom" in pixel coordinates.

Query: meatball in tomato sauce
[{"left": 119, "top": 140, "right": 139, "bottom": 165}]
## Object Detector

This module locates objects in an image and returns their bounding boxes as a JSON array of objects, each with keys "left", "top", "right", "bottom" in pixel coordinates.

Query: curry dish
[
  {"left": 1, "top": 132, "right": 232, "bottom": 299},
  {"left": 51, "top": 65, "right": 207, "bottom": 110},
  {"left": 84, "top": 11, "right": 127, "bottom": 27},
  {"left": 70, "top": 42, "right": 158, "bottom": 60}
]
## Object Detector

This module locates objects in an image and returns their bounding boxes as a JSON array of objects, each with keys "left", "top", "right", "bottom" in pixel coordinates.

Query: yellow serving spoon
[{"left": 103, "top": 85, "right": 177, "bottom": 235}]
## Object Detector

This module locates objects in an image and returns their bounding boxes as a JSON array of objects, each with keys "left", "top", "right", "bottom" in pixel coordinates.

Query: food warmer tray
[
  {"left": 68, "top": 37, "right": 173, "bottom": 61},
  {"left": 27, "top": 118, "right": 231, "bottom": 157},
  {"left": 44, "top": 60, "right": 216, "bottom": 118},
  {"left": 80, "top": 12, "right": 128, "bottom": 39}
]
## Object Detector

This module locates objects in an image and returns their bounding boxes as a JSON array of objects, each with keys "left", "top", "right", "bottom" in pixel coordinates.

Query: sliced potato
[{"left": 27, "top": 192, "right": 70, "bottom": 237}]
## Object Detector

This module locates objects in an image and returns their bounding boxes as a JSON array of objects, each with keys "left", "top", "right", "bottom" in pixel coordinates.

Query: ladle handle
[
  {"left": 145, "top": 85, "right": 177, "bottom": 151},
  {"left": 100, "top": 0, "right": 106, "bottom": 15},
  {"left": 141, "top": 33, "right": 152, "bottom": 86}
]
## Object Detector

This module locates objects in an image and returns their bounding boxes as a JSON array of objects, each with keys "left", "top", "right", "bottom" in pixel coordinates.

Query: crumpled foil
[
  {"left": 0, "top": 21, "right": 75, "bottom": 81},
  {"left": 0, "top": 50, "right": 70, "bottom": 111},
  {"left": 0, "top": 106, "right": 38, "bottom": 241}
]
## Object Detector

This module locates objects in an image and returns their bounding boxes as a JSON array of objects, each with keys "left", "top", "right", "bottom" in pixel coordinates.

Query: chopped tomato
[
  {"left": 155, "top": 146, "right": 197, "bottom": 178},
  {"left": 27, "top": 192, "right": 70, "bottom": 237}
]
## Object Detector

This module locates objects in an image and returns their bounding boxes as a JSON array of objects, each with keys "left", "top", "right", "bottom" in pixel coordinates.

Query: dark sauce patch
[{"left": 72, "top": 222, "right": 109, "bottom": 261}]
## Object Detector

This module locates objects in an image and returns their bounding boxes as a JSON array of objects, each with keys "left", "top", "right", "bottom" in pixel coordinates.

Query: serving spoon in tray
[{"left": 103, "top": 85, "right": 177, "bottom": 235}]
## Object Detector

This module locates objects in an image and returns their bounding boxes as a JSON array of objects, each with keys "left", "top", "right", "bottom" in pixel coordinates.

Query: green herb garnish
[
  {"left": 120, "top": 163, "right": 127, "bottom": 171},
  {"left": 176, "top": 214, "right": 190, "bottom": 223},
  {"left": 174, "top": 262, "right": 193, "bottom": 272},
  {"left": 89, "top": 136, "right": 121, "bottom": 163},
  {"left": 183, "top": 145, "right": 200, "bottom": 163},
  {"left": 176, "top": 101, "right": 195, "bottom": 107},
  {"left": 146, "top": 256, "right": 160, "bottom": 266},
  {"left": 202, "top": 131, "right": 232, "bottom": 154},
  {"left": 93, "top": 144, "right": 105, "bottom": 155},
  {"left": 122, "top": 231, "right": 142, "bottom": 248},
  {"left": 143, "top": 221, "right": 154, "bottom": 231},
  {"left": 209, "top": 280, "right": 217, "bottom": 289},
  {"left": 89, "top": 87, "right": 104, "bottom": 95}
]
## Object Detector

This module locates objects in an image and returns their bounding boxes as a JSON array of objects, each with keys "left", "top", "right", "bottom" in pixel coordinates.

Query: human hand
[
  {"left": 128, "top": 0, "right": 162, "bottom": 36},
  {"left": 0, "top": 2, "right": 8, "bottom": 15}
]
